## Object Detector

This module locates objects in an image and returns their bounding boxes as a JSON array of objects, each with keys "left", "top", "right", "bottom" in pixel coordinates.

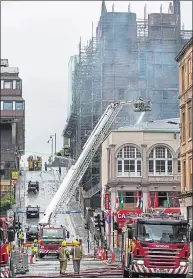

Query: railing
[
  {"left": 85, "top": 183, "right": 101, "bottom": 198},
  {"left": 1, "top": 144, "right": 16, "bottom": 152},
  {"left": 1, "top": 89, "right": 21, "bottom": 96},
  {"left": 1, "top": 110, "right": 24, "bottom": 117}
]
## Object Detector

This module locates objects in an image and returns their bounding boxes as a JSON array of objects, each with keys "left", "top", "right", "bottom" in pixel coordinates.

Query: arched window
[
  {"left": 148, "top": 146, "right": 173, "bottom": 176},
  {"left": 117, "top": 145, "right": 142, "bottom": 177},
  {"left": 178, "top": 153, "right": 181, "bottom": 173}
]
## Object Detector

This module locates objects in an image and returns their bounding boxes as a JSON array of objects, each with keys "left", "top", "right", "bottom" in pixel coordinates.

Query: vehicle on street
[
  {"left": 26, "top": 225, "right": 39, "bottom": 241},
  {"left": 28, "top": 155, "right": 42, "bottom": 171},
  {"left": 38, "top": 226, "right": 69, "bottom": 258},
  {"left": 122, "top": 213, "right": 190, "bottom": 278},
  {"left": 27, "top": 180, "right": 39, "bottom": 194},
  {"left": 26, "top": 205, "right": 40, "bottom": 219},
  {"left": 0, "top": 217, "right": 15, "bottom": 277}
]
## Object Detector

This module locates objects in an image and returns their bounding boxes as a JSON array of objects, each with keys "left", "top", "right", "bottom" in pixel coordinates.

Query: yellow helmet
[
  {"left": 34, "top": 239, "right": 37, "bottom": 243},
  {"left": 62, "top": 240, "right": 67, "bottom": 247},
  {"left": 74, "top": 240, "right": 79, "bottom": 246}
]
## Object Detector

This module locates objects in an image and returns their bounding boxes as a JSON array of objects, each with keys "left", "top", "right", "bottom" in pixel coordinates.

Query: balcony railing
[
  {"left": 1, "top": 144, "right": 16, "bottom": 153},
  {"left": 1, "top": 89, "right": 21, "bottom": 96},
  {"left": 1, "top": 110, "right": 24, "bottom": 118}
]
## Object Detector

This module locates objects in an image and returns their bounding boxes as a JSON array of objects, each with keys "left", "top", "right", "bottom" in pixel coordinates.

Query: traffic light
[
  {"left": 100, "top": 218, "right": 105, "bottom": 228},
  {"left": 84, "top": 222, "right": 88, "bottom": 230},
  {"left": 94, "top": 214, "right": 100, "bottom": 228}
]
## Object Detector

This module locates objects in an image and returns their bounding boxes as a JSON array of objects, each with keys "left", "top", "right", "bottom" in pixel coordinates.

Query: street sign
[{"left": 12, "top": 171, "right": 18, "bottom": 180}]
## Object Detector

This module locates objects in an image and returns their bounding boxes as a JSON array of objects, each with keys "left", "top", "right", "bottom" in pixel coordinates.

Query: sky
[{"left": 1, "top": 1, "right": 192, "bottom": 162}]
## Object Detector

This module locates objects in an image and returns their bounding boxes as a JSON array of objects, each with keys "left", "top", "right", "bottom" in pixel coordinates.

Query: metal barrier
[{"left": 10, "top": 250, "right": 29, "bottom": 275}]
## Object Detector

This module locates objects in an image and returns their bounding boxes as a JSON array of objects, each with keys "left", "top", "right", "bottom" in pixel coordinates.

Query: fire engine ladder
[{"left": 39, "top": 100, "right": 152, "bottom": 227}]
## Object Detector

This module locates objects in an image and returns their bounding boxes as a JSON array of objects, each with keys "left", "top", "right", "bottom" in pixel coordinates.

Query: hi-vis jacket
[
  {"left": 32, "top": 243, "right": 39, "bottom": 253},
  {"left": 18, "top": 232, "right": 24, "bottom": 240},
  {"left": 59, "top": 247, "right": 70, "bottom": 262},
  {"left": 70, "top": 246, "right": 82, "bottom": 260}
]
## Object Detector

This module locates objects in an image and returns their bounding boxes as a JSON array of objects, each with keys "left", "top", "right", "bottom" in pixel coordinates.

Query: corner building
[
  {"left": 101, "top": 119, "right": 181, "bottom": 248},
  {"left": 0, "top": 59, "right": 25, "bottom": 179},
  {"left": 175, "top": 37, "right": 193, "bottom": 225}
]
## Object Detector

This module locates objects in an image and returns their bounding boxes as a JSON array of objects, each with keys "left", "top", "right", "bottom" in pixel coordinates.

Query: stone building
[
  {"left": 101, "top": 118, "right": 181, "bottom": 248},
  {"left": 175, "top": 37, "right": 193, "bottom": 225},
  {"left": 0, "top": 59, "right": 25, "bottom": 179}
]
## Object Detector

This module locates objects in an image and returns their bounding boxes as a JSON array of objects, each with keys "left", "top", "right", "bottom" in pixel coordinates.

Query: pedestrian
[
  {"left": 70, "top": 240, "right": 82, "bottom": 274},
  {"left": 18, "top": 229, "right": 24, "bottom": 248},
  {"left": 58, "top": 240, "right": 70, "bottom": 274},
  {"left": 59, "top": 166, "right": 61, "bottom": 176},
  {"left": 31, "top": 239, "right": 39, "bottom": 261}
]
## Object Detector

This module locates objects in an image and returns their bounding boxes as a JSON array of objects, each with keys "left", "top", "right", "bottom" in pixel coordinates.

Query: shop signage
[
  {"left": 104, "top": 194, "right": 110, "bottom": 210},
  {"left": 116, "top": 209, "right": 142, "bottom": 221}
]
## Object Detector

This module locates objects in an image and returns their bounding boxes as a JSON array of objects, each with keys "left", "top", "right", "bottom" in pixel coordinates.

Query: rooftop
[
  {"left": 115, "top": 118, "right": 180, "bottom": 133},
  {"left": 175, "top": 36, "right": 193, "bottom": 62}
]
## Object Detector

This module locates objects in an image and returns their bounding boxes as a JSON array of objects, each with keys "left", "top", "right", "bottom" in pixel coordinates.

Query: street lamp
[
  {"left": 50, "top": 133, "right": 57, "bottom": 155},
  {"left": 47, "top": 138, "right": 53, "bottom": 160}
]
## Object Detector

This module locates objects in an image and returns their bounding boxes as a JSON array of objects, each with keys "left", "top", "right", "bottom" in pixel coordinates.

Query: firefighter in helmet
[
  {"left": 58, "top": 240, "right": 70, "bottom": 274},
  {"left": 31, "top": 239, "right": 39, "bottom": 261},
  {"left": 70, "top": 240, "right": 82, "bottom": 274},
  {"left": 138, "top": 96, "right": 143, "bottom": 101}
]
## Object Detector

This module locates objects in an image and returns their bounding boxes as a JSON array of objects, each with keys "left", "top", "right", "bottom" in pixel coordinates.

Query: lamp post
[
  {"left": 50, "top": 133, "right": 56, "bottom": 155},
  {"left": 47, "top": 138, "right": 53, "bottom": 161}
]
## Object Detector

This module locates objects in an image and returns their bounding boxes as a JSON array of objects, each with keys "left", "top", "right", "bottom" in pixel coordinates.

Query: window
[
  {"left": 16, "top": 81, "right": 21, "bottom": 89},
  {"left": 3, "top": 102, "right": 13, "bottom": 110},
  {"left": 4, "top": 81, "right": 13, "bottom": 89},
  {"left": 148, "top": 146, "right": 173, "bottom": 176},
  {"left": 182, "top": 160, "right": 186, "bottom": 192},
  {"left": 187, "top": 58, "right": 192, "bottom": 87},
  {"left": 189, "top": 158, "right": 192, "bottom": 188},
  {"left": 15, "top": 102, "right": 24, "bottom": 110},
  {"left": 118, "top": 88, "right": 125, "bottom": 100},
  {"left": 181, "top": 65, "right": 185, "bottom": 92},
  {"left": 188, "top": 105, "right": 192, "bottom": 139},
  {"left": 178, "top": 153, "right": 181, "bottom": 173},
  {"left": 181, "top": 111, "right": 186, "bottom": 142},
  {"left": 117, "top": 145, "right": 142, "bottom": 177}
]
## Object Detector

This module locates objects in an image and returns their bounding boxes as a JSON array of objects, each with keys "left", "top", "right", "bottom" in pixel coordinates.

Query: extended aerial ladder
[{"left": 39, "top": 100, "right": 152, "bottom": 227}]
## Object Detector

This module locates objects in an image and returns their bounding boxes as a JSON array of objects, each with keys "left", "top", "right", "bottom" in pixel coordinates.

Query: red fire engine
[
  {"left": 121, "top": 213, "right": 191, "bottom": 278},
  {"left": 38, "top": 226, "right": 70, "bottom": 258},
  {"left": 0, "top": 217, "right": 15, "bottom": 278}
]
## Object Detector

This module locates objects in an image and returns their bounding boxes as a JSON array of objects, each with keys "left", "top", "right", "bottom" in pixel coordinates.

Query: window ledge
[
  {"left": 188, "top": 138, "right": 192, "bottom": 142},
  {"left": 117, "top": 175, "right": 142, "bottom": 178},
  {"left": 181, "top": 141, "right": 186, "bottom": 146}
]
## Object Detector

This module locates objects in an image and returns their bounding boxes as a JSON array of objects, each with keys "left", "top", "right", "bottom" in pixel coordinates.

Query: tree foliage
[{"left": 0, "top": 193, "right": 16, "bottom": 206}]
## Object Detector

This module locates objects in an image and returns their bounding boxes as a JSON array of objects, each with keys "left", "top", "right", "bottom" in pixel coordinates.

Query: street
[
  {"left": 13, "top": 169, "right": 193, "bottom": 277},
  {"left": 15, "top": 168, "right": 96, "bottom": 277}
]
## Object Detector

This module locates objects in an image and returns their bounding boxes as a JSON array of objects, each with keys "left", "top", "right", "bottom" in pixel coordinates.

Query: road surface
[{"left": 14, "top": 169, "right": 192, "bottom": 277}]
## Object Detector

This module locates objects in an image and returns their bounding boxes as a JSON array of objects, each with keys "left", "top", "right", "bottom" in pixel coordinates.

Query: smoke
[{"left": 135, "top": 111, "right": 145, "bottom": 125}]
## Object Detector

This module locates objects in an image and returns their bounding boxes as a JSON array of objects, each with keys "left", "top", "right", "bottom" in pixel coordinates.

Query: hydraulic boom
[{"left": 39, "top": 100, "right": 152, "bottom": 226}]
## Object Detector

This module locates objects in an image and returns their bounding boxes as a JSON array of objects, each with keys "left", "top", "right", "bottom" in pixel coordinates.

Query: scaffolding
[{"left": 63, "top": 0, "right": 192, "bottom": 197}]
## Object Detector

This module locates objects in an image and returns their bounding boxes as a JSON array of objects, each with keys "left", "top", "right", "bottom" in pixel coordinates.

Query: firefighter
[
  {"left": 70, "top": 240, "right": 82, "bottom": 274},
  {"left": 31, "top": 239, "right": 39, "bottom": 261},
  {"left": 18, "top": 229, "right": 24, "bottom": 248},
  {"left": 138, "top": 96, "right": 143, "bottom": 101},
  {"left": 58, "top": 240, "right": 70, "bottom": 274}
]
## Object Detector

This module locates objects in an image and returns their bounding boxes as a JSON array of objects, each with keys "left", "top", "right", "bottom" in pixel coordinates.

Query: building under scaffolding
[{"left": 63, "top": 0, "right": 192, "bottom": 210}]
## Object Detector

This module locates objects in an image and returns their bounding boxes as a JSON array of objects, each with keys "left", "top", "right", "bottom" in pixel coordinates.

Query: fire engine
[
  {"left": 121, "top": 213, "right": 191, "bottom": 278},
  {"left": 0, "top": 217, "right": 15, "bottom": 278},
  {"left": 27, "top": 155, "right": 42, "bottom": 171},
  {"left": 38, "top": 226, "right": 70, "bottom": 258}
]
